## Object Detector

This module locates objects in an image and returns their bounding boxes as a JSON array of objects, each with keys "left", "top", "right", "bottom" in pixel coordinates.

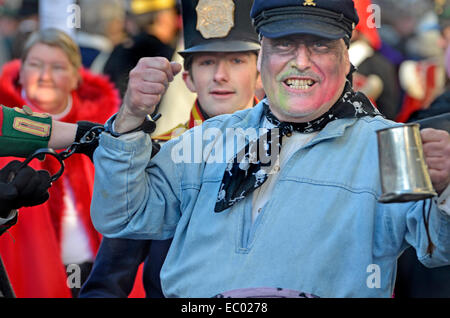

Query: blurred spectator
[
  {"left": 103, "top": 0, "right": 180, "bottom": 98},
  {"left": 406, "top": 8, "right": 443, "bottom": 60},
  {"left": 373, "top": 0, "right": 436, "bottom": 59},
  {"left": 10, "top": 0, "right": 39, "bottom": 60},
  {"left": 76, "top": 0, "right": 126, "bottom": 73},
  {"left": 0, "top": 1, "right": 20, "bottom": 67},
  {"left": 395, "top": 57, "right": 445, "bottom": 123},
  {"left": 406, "top": 0, "right": 450, "bottom": 121},
  {"left": 398, "top": 61, "right": 447, "bottom": 123},
  {"left": 395, "top": 0, "right": 450, "bottom": 298},
  {"left": 0, "top": 28, "right": 120, "bottom": 298},
  {"left": 388, "top": 0, "right": 447, "bottom": 123},
  {"left": 350, "top": 0, "right": 401, "bottom": 120}
]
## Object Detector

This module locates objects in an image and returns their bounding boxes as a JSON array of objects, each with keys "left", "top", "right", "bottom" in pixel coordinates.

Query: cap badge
[
  {"left": 196, "top": 0, "right": 235, "bottom": 39},
  {"left": 303, "top": 0, "right": 317, "bottom": 6}
]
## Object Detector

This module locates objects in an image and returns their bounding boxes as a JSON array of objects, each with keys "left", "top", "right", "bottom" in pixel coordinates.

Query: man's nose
[
  {"left": 293, "top": 45, "right": 312, "bottom": 70},
  {"left": 213, "top": 60, "right": 230, "bottom": 83}
]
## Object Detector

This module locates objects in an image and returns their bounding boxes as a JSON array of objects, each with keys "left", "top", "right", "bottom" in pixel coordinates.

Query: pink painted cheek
[
  {"left": 316, "top": 60, "right": 348, "bottom": 104},
  {"left": 321, "top": 80, "right": 342, "bottom": 103}
]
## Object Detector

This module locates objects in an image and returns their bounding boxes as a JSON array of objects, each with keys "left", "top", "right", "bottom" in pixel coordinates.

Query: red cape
[{"left": 0, "top": 60, "right": 120, "bottom": 297}]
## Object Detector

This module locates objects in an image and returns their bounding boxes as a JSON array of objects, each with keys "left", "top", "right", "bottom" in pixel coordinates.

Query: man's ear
[
  {"left": 182, "top": 70, "right": 197, "bottom": 93},
  {"left": 255, "top": 73, "right": 265, "bottom": 100},
  {"left": 343, "top": 44, "right": 351, "bottom": 76}
]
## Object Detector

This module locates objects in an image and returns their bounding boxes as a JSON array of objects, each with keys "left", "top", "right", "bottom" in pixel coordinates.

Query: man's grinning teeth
[{"left": 285, "top": 79, "right": 315, "bottom": 89}]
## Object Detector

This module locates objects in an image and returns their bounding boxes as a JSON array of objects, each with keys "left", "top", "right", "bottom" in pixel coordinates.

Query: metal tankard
[{"left": 376, "top": 124, "right": 437, "bottom": 203}]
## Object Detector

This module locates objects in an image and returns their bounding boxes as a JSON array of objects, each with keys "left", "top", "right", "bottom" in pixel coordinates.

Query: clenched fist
[
  {"left": 421, "top": 128, "right": 450, "bottom": 194},
  {"left": 115, "top": 57, "right": 182, "bottom": 133}
]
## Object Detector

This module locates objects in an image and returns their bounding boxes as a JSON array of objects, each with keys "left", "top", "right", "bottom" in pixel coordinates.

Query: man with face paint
[{"left": 90, "top": 0, "right": 450, "bottom": 297}]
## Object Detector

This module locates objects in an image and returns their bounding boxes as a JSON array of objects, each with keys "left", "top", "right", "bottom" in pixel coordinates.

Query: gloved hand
[
  {"left": 0, "top": 180, "right": 18, "bottom": 219},
  {"left": 74, "top": 121, "right": 102, "bottom": 162},
  {"left": 0, "top": 161, "right": 51, "bottom": 218}
]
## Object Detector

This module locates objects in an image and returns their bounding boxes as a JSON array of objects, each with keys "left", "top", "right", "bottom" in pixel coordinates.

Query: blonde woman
[{"left": 0, "top": 28, "right": 120, "bottom": 298}]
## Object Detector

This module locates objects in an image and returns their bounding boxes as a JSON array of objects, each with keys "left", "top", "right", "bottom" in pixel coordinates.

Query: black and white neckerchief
[{"left": 214, "top": 81, "right": 382, "bottom": 213}]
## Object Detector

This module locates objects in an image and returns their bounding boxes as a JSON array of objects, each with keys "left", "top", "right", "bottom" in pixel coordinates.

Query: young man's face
[
  {"left": 258, "top": 34, "right": 350, "bottom": 123},
  {"left": 183, "top": 52, "right": 259, "bottom": 118}
]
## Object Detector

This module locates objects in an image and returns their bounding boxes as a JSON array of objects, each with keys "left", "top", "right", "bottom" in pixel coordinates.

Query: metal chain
[{"left": 59, "top": 125, "right": 105, "bottom": 160}]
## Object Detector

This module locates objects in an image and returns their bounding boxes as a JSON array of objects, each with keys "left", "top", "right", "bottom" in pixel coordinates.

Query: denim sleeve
[
  {"left": 437, "top": 185, "right": 450, "bottom": 216},
  {"left": 91, "top": 130, "right": 181, "bottom": 240},
  {"left": 388, "top": 199, "right": 450, "bottom": 268}
]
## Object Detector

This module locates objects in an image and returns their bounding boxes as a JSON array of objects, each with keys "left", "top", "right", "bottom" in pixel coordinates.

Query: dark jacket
[
  {"left": 408, "top": 89, "right": 450, "bottom": 122},
  {"left": 357, "top": 51, "right": 401, "bottom": 120}
]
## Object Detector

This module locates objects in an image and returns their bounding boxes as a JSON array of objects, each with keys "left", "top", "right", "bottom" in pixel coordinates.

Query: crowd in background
[
  {"left": 0, "top": 0, "right": 449, "bottom": 298},
  {"left": 1, "top": 0, "right": 449, "bottom": 124}
]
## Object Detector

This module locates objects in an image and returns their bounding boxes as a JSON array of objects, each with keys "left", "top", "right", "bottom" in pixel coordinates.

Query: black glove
[
  {"left": 0, "top": 161, "right": 51, "bottom": 218},
  {"left": 74, "top": 121, "right": 102, "bottom": 162},
  {"left": 0, "top": 181, "right": 18, "bottom": 219}
]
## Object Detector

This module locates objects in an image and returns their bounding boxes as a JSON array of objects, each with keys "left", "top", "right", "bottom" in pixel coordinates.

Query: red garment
[
  {"left": 0, "top": 60, "right": 120, "bottom": 297},
  {"left": 354, "top": 0, "right": 382, "bottom": 50},
  {"left": 396, "top": 62, "right": 441, "bottom": 123}
]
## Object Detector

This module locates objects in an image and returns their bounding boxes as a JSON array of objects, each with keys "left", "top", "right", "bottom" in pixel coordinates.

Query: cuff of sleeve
[
  {"left": 99, "top": 116, "right": 152, "bottom": 155},
  {"left": 437, "top": 184, "right": 450, "bottom": 216},
  {"left": 105, "top": 114, "right": 146, "bottom": 141},
  {"left": 0, "top": 106, "right": 52, "bottom": 157}
]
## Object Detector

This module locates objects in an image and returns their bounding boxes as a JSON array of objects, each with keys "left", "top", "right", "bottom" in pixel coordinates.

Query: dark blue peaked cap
[
  {"left": 251, "top": 0, "right": 359, "bottom": 41},
  {"left": 179, "top": 0, "right": 260, "bottom": 56}
]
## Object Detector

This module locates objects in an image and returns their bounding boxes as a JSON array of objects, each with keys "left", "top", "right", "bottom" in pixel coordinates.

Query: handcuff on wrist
[
  {"left": 105, "top": 113, "right": 161, "bottom": 138},
  {"left": 8, "top": 113, "right": 161, "bottom": 184}
]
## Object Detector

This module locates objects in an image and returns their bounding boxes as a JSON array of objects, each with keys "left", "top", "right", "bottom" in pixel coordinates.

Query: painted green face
[{"left": 257, "top": 35, "right": 350, "bottom": 122}]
